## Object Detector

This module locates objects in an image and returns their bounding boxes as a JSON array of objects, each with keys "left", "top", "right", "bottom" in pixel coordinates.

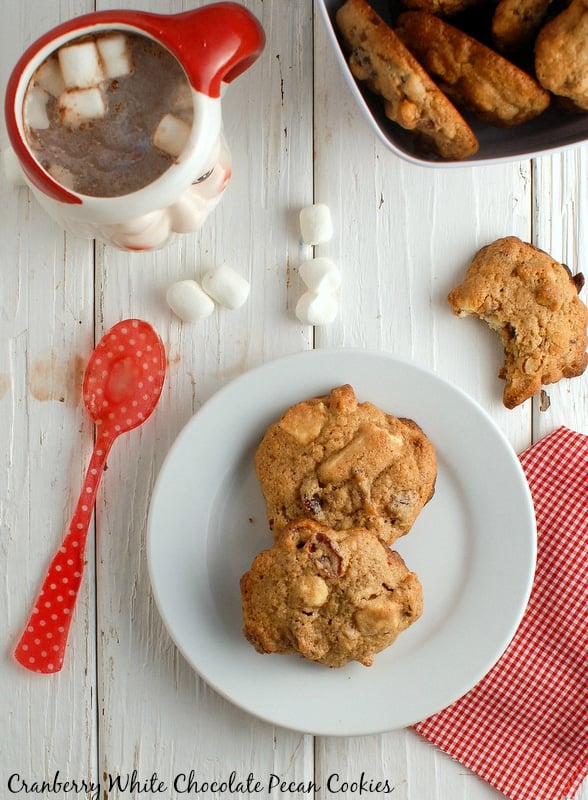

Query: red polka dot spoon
[{"left": 14, "top": 319, "right": 166, "bottom": 673}]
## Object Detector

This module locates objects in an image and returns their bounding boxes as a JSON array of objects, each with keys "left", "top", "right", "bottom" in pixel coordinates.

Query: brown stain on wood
[
  {"left": 0, "top": 374, "right": 10, "bottom": 400},
  {"left": 29, "top": 349, "right": 85, "bottom": 405}
]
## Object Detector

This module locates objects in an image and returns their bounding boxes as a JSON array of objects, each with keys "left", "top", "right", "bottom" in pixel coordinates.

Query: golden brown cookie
[
  {"left": 492, "top": 0, "right": 554, "bottom": 52},
  {"left": 395, "top": 11, "right": 551, "bottom": 126},
  {"left": 254, "top": 384, "right": 437, "bottom": 544},
  {"left": 448, "top": 236, "right": 588, "bottom": 408},
  {"left": 400, "top": 0, "right": 483, "bottom": 13},
  {"left": 240, "top": 519, "right": 423, "bottom": 668},
  {"left": 335, "top": 0, "right": 479, "bottom": 160},
  {"left": 535, "top": 0, "right": 588, "bottom": 111}
]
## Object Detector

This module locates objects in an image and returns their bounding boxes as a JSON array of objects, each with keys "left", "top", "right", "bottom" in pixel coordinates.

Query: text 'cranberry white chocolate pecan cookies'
[
  {"left": 253, "top": 384, "right": 437, "bottom": 545},
  {"left": 448, "top": 236, "right": 588, "bottom": 408},
  {"left": 240, "top": 519, "right": 423, "bottom": 668}
]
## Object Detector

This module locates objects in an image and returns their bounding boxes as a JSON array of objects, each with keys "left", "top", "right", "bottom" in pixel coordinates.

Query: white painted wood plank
[
  {"left": 93, "top": 0, "right": 315, "bottom": 791},
  {"left": 0, "top": 0, "right": 97, "bottom": 789},
  {"left": 532, "top": 147, "right": 588, "bottom": 438},
  {"left": 309, "top": 4, "right": 567, "bottom": 799}
]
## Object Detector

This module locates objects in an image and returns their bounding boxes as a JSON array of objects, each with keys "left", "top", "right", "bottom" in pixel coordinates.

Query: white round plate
[{"left": 147, "top": 349, "right": 536, "bottom": 736}]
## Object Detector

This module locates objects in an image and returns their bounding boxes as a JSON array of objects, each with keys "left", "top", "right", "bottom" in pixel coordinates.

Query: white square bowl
[{"left": 317, "top": 0, "right": 588, "bottom": 167}]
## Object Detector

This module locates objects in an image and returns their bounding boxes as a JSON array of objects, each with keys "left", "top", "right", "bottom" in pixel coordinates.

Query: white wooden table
[{"left": 1, "top": 2, "right": 586, "bottom": 799}]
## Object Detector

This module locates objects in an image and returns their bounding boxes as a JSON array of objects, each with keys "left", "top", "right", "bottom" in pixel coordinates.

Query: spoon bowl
[{"left": 14, "top": 319, "right": 166, "bottom": 673}]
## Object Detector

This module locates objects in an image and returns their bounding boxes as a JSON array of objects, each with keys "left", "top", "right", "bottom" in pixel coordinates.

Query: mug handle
[{"left": 145, "top": 2, "right": 266, "bottom": 99}]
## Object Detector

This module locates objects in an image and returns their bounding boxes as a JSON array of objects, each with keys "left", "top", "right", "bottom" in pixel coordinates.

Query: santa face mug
[{"left": 4, "top": 3, "right": 265, "bottom": 251}]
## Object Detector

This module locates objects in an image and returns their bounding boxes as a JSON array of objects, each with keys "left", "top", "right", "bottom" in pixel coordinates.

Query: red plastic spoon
[{"left": 14, "top": 319, "right": 166, "bottom": 673}]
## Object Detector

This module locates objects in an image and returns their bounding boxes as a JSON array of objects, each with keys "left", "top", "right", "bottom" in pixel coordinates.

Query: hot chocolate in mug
[{"left": 4, "top": 3, "right": 265, "bottom": 251}]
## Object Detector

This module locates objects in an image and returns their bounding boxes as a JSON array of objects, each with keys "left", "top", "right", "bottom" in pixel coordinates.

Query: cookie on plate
[
  {"left": 395, "top": 11, "right": 551, "bottom": 126},
  {"left": 492, "top": 0, "right": 554, "bottom": 52},
  {"left": 254, "top": 384, "right": 437, "bottom": 544},
  {"left": 240, "top": 519, "right": 423, "bottom": 668},
  {"left": 335, "top": 0, "right": 479, "bottom": 160},
  {"left": 535, "top": 0, "right": 588, "bottom": 111},
  {"left": 448, "top": 236, "right": 588, "bottom": 408}
]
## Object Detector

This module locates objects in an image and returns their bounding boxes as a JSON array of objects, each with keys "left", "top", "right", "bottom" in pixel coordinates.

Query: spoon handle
[{"left": 14, "top": 429, "right": 115, "bottom": 673}]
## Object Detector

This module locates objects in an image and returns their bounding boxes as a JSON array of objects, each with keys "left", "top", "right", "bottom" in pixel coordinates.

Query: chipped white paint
[{"left": 0, "top": 1, "right": 586, "bottom": 799}]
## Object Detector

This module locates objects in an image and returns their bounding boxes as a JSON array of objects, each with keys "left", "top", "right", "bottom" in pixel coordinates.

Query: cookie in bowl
[
  {"left": 448, "top": 236, "right": 588, "bottom": 408},
  {"left": 240, "top": 519, "right": 423, "bottom": 668},
  {"left": 491, "top": 0, "right": 554, "bottom": 52},
  {"left": 253, "top": 384, "right": 437, "bottom": 544},
  {"left": 535, "top": 0, "right": 588, "bottom": 111},
  {"left": 335, "top": 0, "right": 479, "bottom": 159},
  {"left": 395, "top": 11, "right": 551, "bottom": 126}
]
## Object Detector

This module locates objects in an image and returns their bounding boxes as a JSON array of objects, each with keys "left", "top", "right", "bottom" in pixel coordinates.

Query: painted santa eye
[{"left": 192, "top": 168, "right": 213, "bottom": 185}]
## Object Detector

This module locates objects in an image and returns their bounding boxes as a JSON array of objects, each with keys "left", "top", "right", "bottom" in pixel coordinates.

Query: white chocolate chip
[
  {"left": 58, "top": 41, "right": 104, "bottom": 89},
  {"left": 96, "top": 33, "right": 132, "bottom": 79},
  {"left": 201, "top": 263, "right": 250, "bottom": 310},
  {"left": 152, "top": 113, "right": 191, "bottom": 158},
  {"left": 166, "top": 280, "right": 215, "bottom": 322},
  {"left": 295, "top": 291, "right": 338, "bottom": 325},
  {"left": 299, "top": 257, "right": 341, "bottom": 293},
  {"left": 299, "top": 203, "right": 333, "bottom": 245},
  {"left": 58, "top": 87, "right": 106, "bottom": 127}
]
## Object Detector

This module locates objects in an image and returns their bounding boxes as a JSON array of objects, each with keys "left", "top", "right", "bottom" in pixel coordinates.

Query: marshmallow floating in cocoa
[
  {"left": 201, "top": 263, "right": 250, "bottom": 309},
  {"left": 34, "top": 56, "right": 65, "bottom": 98},
  {"left": 299, "top": 203, "right": 334, "bottom": 245},
  {"left": 299, "top": 257, "right": 342, "bottom": 293},
  {"left": 96, "top": 34, "right": 133, "bottom": 79},
  {"left": 153, "top": 113, "right": 191, "bottom": 158},
  {"left": 166, "top": 280, "right": 215, "bottom": 322},
  {"left": 58, "top": 87, "right": 106, "bottom": 127},
  {"left": 295, "top": 291, "right": 338, "bottom": 325},
  {"left": 58, "top": 41, "right": 103, "bottom": 89},
  {"left": 170, "top": 81, "right": 194, "bottom": 116},
  {"left": 24, "top": 87, "right": 51, "bottom": 130}
]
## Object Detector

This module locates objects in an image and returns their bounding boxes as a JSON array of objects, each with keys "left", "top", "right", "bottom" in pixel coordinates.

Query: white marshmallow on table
[
  {"left": 166, "top": 279, "right": 215, "bottom": 323},
  {"left": 299, "top": 203, "right": 333, "bottom": 245},
  {"left": 24, "top": 87, "right": 51, "bottom": 130},
  {"left": 201, "top": 263, "right": 250, "bottom": 310},
  {"left": 295, "top": 291, "right": 338, "bottom": 325},
  {"left": 96, "top": 33, "right": 132, "bottom": 79},
  {"left": 58, "top": 87, "right": 106, "bottom": 127},
  {"left": 58, "top": 41, "right": 103, "bottom": 89},
  {"left": 34, "top": 56, "right": 65, "bottom": 98},
  {"left": 299, "top": 257, "right": 341, "bottom": 294},
  {"left": 153, "top": 113, "right": 191, "bottom": 158}
]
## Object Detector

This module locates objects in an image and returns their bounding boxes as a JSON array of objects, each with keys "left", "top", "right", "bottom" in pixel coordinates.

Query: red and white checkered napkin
[{"left": 414, "top": 426, "right": 588, "bottom": 800}]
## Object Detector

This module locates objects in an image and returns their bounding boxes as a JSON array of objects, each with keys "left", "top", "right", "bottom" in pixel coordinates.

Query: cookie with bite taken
[
  {"left": 240, "top": 519, "right": 423, "bottom": 668},
  {"left": 448, "top": 236, "right": 588, "bottom": 408}
]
